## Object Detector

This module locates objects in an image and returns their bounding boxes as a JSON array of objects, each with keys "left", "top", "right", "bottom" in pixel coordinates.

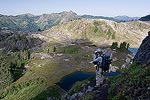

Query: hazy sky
[{"left": 0, "top": 0, "right": 149, "bottom": 17}]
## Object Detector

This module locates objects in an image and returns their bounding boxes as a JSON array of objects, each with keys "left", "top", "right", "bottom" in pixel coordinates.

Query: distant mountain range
[
  {"left": 81, "top": 15, "right": 140, "bottom": 22},
  {"left": 80, "top": 15, "right": 115, "bottom": 20},
  {"left": 113, "top": 16, "right": 140, "bottom": 21},
  {"left": 0, "top": 11, "right": 79, "bottom": 32},
  {"left": 0, "top": 11, "right": 148, "bottom": 32}
]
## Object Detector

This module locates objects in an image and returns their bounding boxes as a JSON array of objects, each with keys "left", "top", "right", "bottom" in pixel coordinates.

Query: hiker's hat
[{"left": 95, "top": 48, "right": 102, "bottom": 53}]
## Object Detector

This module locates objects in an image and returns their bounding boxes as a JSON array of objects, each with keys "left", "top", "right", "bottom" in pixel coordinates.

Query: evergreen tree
[
  {"left": 0, "top": 63, "right": 14, "bottom": 89},
  {"left": 53, "top": 46, "right": 56, "bottom": 52},
  {"left": 111, "top": 42, "right": 118, "bottom": 49},
  {"left": 119, "top": 42, "right": 127, "bottom": 51},
  {"left": 127, "top": 43, "right": 130, "bottom": 49},
  {"left": 47, "top": 49, "right": 50, "bottom": 53},
  {"left": 26, "top": 49, "right": 30, "bottom": 60}
]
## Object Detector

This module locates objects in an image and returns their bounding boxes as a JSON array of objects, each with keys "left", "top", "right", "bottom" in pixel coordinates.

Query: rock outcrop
[
  {"left": 64, "top": 80, "right": 109, "bottom": 100},
  {"left": 134, "top": 31, "right": 150, "bottom": 65},
  {"left": 0, "top": 30, "right": 43, "bottom": 51},
  {"left": 139, "top": 14, "right": 150, "bottom": 21}
]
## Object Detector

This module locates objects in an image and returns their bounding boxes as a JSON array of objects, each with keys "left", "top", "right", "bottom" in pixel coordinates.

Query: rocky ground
[{"left": 64, "top": 79, "right": 109, "bottom": 100}]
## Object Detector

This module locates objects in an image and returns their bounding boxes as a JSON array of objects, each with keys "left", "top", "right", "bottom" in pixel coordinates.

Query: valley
[{"left": 0, "top": 11, "right": 150, "bottom": 100}]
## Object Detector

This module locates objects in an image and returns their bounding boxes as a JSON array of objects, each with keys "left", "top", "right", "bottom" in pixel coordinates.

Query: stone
[
  {"left": 127, "top": 54, "right": 134, "bottom": 59},
  {"left": 109, "top": 66, "right": 119, "bottom": 72},
  {"left": 47, "top": 97, "right": 59, "bottom": 100},
  {"left": 70, "top": 93, "right": 77, "bottom": 100},
  {"left": 78, "top": 92, "right": 83, "bottom": 97},
  {"left": 134, "top": 33, "right": 150, "bottom": 65},
  {"left": 112, "top": 57, "right": 117, "bottom": 61},
  {"left": 25, "top": 64, "right": 30, "bottom": 68},
  {"left": 64, "top": 59, "right": 69, "bottom": 61},
  {"left": 81, "top": 84, "right": 86, "bottom": 87},
  {"left": 121, "top": 64, "right": 126, "bottom": 69},
  {"left": 41, "top": 54, "right": 52, "bottom": 59},
  {"left": 86, "top": 86, "right": 94, "bottom": 92},
  {"left": 57, "top": 53, "right": 63, "bottom": 56},
  {"left": 126, "top": 57, "right": 131, "bottom": 63},
  {"left": 87, "top": 81, "right": 90, "bottom": 84}
]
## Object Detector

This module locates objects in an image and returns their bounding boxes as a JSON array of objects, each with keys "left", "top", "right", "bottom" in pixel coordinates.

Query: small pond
[
  {"left": 128, "top": 48, "right": 138, "bottom": 55},
  {"left": 57, "top": 71, "right": 121, "bottom": 91}
]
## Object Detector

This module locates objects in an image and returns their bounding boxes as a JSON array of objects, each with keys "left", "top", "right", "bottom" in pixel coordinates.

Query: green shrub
[
  {"left": 56, "top": 45, "right": 80, "bottom": 54},
  {"left": 69, "top": 80, "right": 88, "bottom": 95},
  {"left": 108, "top": 63, "right": 149, "bottom": 100}
]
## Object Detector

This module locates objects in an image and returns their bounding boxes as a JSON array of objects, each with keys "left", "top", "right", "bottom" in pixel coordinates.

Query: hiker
[
  {"left": 93, "top": 48, "right": 104, "bottom": 87},
  {"left": 93, "top": 48, "right": 103, "bottom": 72}
]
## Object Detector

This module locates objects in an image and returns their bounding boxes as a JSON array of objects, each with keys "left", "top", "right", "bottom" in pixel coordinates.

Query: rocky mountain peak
[
  {"left": 17, "top": 13, "right": 35, "bottom": 18},
  {"left": 59, "top": 11, "right": 78, "bottom": 23},
  {"left": 61, "top": 11, "right": 77, "bottom": 15},
  {"left": 134, "top": 31, "right": 150, "bottom": 65}
]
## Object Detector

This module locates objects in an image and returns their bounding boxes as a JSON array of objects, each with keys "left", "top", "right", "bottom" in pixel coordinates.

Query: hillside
[
  {"left": 67, "top": 62, "right": 150, "bottom": 100},
  {"left": 134, "top": 32, "right": 150, "bottom": 65},
  {"left": 59, "top": 34, "right": 150, "bottom": 100},
  {"left": 0, "top": 11, "right": 78, "bottom": 32},
  {"left": 35, "top": 19, "right": 150, "bottom": 48},
  {"left": 0, "top": 29, "right": 42, "bottom": 51},
  {"left": 139, "top": 14, "right": 150, "bottom": 21},
  {"left": 0, "top": 38, "right": 135, "bottom": 100}
]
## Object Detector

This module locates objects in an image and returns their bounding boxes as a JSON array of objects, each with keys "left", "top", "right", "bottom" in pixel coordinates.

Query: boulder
[
  {"left": 70, "top": 93, "right": 77, "bottom": 100},
  {"left": 109, "top": 65, "right": 119, "bottom": 72},
  {"left": 134, "top": 32, "right": 150, "bottom": 66},
  {"left": 86, "top": 86, "right": 94, "bottom": 92}
]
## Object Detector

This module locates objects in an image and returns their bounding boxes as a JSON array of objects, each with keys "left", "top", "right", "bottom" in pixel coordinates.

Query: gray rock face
[{"left": 134, "top": 34, "right": 150, "bottom": 65}]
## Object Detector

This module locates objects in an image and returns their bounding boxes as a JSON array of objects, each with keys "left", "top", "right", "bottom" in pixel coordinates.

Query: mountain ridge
[
  {"left": 113, "top": 15, "right": 139, "bottom": 21},
  {"left": 0, "top": 11, "right": 145, "bottom": 32},
  {"left": 34, "top": 18, "right": 150, "bottom": 48},
  {"left": 81, "top": 15, "right": 140, "bottom": 22},
  {"left": 0, "top": 11, "right": 79, "bottom": 32},
  {"left": 139, "top": 14, "right": 150, "bottom": 21}
]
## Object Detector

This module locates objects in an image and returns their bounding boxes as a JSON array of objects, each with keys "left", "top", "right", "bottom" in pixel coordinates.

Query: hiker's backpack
[{"left": 102, "top": 55, "right": 112, "bottom": 71}]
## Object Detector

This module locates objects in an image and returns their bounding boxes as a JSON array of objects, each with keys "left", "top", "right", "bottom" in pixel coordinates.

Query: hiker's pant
[
  {"left": 96, "top": 67, "right": 103, "bottom": 86},
  {"left": 96, "top": 65, "right": 99, "bottom": 71}
]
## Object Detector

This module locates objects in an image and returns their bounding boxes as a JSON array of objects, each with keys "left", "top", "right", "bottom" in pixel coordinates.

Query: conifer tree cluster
[
  {"left": 111, "top": 42, "right": 130, "bottom": 51},
  {"left": 0, "top": 49, "right": 30, "bottom": 90}
]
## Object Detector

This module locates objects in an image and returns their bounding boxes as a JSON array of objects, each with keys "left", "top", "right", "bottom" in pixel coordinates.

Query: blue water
[
  {"left": 128, "top": 48, "right": 138, "bottom": 54},
  {"left": 57, "top": 72, "right": 95, "bottom": 91},
  {"left": 57, "top": 71, "right": 121, "bottom": 91}
]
